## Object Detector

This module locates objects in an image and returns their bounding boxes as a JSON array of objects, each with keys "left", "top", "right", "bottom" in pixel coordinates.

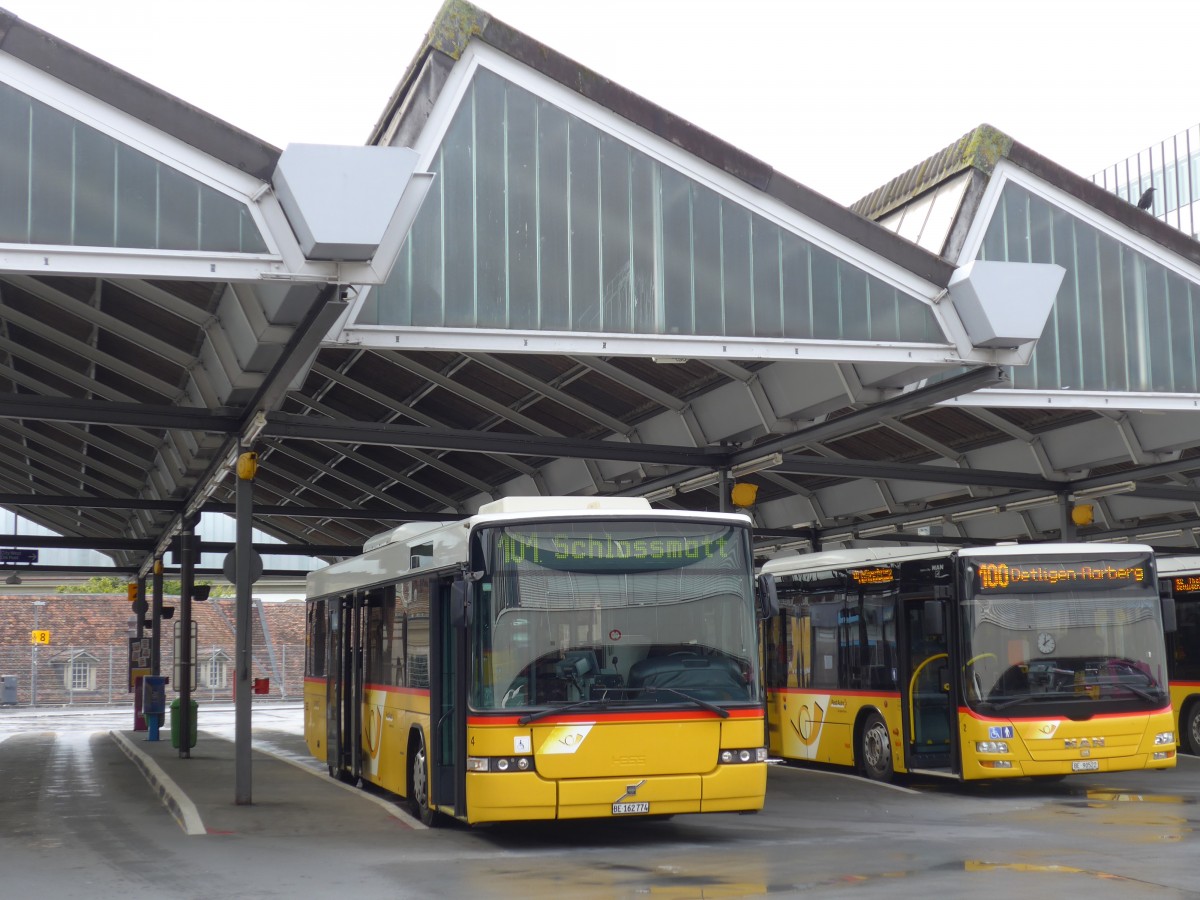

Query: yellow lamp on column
[
  {"left": 731, "top": 482, "right": 759, "bottom": 508},
  {"left": 236, "top": 451, "right": 258, "bottom": 480},
  {"left": 1071, "top": 503, "right": 1094, "bottom": 527}
]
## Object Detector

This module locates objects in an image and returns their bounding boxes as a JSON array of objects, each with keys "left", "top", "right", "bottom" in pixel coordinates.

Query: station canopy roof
[{"left": 3, "top": 1, "right": 1200, "bottom": 582}]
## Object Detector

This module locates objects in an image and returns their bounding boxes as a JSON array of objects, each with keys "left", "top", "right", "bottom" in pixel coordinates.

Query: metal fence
[
  {"left": 0, "top": 643, "right": 306, "bottom": 707},
  {"left": 1092, "top": 122, "right": 1200, "bottom": 239}
]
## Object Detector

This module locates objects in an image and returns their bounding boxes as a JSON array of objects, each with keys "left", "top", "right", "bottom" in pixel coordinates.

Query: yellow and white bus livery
[
  {"left": 760, "top": 543, "right": 1177, "bottom": 782},
  {"left": 304, "top": 496, "right": 769, "bottom": 825}
]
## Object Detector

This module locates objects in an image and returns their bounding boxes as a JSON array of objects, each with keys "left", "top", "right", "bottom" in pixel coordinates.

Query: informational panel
[{"left": 128, "top": 636, "right": 151, "bottom": 690}]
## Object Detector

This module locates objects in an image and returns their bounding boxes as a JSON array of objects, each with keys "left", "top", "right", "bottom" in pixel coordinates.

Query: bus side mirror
[
  {"left": 757, "top": 573, "right": 779, "bottom": 620},
  {"left": 1161, "top": 595, "right": 1177, "bottom": 634},
  {"left": 923, "top": 600, "right": 944, "bottom": 638},
  {"left": 450, "top": 580, "right": 473, "bottom": 628}
]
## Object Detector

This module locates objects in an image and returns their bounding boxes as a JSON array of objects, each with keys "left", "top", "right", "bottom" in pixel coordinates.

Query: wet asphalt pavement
[{"left": 1, "top": 703, "right": 1198, "bottom": 899}]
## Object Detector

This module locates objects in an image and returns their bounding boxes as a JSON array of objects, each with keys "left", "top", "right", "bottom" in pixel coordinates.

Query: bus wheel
[
  {"left": 859, "top": 712, "right": 894, "bottom": 782},
  {"left": 1185, "top": 703, "right": 1200, "bottom": 755},
  {"left": 409, "top": 735, "right": 440, "bottom": 827}
]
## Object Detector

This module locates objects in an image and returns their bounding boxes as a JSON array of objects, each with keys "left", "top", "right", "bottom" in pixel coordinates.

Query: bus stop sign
[{"left": 222, "top": 550, "right": 263, "bottom": 585}]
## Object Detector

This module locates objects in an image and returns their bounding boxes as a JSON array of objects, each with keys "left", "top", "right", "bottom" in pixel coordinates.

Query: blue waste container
[{"left": 142, "top": 677, "right": 167, "bottom": 741}]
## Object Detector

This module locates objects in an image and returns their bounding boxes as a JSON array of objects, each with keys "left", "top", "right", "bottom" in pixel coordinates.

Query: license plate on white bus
[
  {"left": 1071, "top": 760, "right": 1099, "bottom": 772},
  {"left": 612, "top": 802, "right": 650, "bottom": 815}
]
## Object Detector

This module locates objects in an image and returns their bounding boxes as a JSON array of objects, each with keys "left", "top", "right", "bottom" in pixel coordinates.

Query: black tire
[
  {"left": 409, "top": 734, "right": 440, "bottom": 827},
  {"left": 858, "top": 711, "right": 894, "bottom": 782},
  {"left": 1184, "top": 703, "right": 1200, "bottom": 755}
]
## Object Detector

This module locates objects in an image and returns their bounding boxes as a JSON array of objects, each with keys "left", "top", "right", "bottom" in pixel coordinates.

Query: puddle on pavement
[{"left": 1075, "top": 789, "right": 1192, "bottom": 805}]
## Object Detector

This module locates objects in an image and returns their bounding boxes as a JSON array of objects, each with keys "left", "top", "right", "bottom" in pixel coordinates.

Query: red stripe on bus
[
  {"left": 469, "top": 708, "right": 763, "bottom": 726},
  {"left": 959, "top": 704, "right": 1173, "bottom": 720},
  {"left": 769, "top": 688, "right": 897, "bottom": 699}
]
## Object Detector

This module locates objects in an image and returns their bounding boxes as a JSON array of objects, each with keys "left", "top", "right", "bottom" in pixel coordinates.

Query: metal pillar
[
  {"left": 151, "top": 559, "right": 163, "bottom": 676},
  {"left": 1060, "top": 493, "right": 1077, "bottom": 541},
  {"left": 31, "top": 600, "right": 46, "bottom": 707},
  {"left": 235, "top": 448, "right": 256, "bottom": 805},
  {"left": 178, "top": 514, "right": 198, "bottom": 759}
]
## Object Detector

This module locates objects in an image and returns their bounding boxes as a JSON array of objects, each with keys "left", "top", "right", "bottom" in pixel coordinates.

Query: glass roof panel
[
  {"left": 365, "top": 67, "right": 940, "bottom": 344},
  {"left": 0, "top": 81, "right": 267, "bottom": 253},
  {"left": 979, "top": 181, "right": 1199, "bottom": 393}
]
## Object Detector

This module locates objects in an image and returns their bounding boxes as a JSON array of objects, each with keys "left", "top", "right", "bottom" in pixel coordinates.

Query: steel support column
[
  {"left": 178, "top": 514, "right": 198, "bottom": 759},
  {"left": 235, "top": 448, "right": 254, "bottom": 805}
]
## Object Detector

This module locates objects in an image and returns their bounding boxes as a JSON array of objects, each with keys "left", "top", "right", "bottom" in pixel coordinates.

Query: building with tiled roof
[{"left": 0, "top": 594, "right": 303, "bottom": 707}]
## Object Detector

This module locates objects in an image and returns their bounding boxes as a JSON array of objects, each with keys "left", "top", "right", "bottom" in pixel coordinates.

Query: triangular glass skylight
[
  {"left": 978, "top": 181, "right": 1199, "bottom": 393},
  {"left": 363, "top": 67, "right": 940, "bottom": 344},
  {"left": 0, "top": 81, "right": 266, "bottom": 253}
]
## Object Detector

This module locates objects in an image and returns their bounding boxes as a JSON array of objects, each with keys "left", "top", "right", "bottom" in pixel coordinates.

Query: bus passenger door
[
  {"left": 429, "top": 575, "right": 467, "bottom": 818},
  {"left": 326, "top": 593, "right": 363, "bottom": 779},
  {"left": 899, "top": 594, "right": 953, "bottom": 772}
]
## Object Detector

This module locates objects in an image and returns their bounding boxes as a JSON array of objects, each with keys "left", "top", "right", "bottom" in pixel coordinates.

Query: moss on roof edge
[
  {"left": 427, "top": 0, "right": 490, "bottom": 59},
  {"left": 851, "top": 124, "right": 1013, "bottom": 221}
]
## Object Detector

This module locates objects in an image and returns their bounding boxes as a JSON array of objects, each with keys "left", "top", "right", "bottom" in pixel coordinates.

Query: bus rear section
[
  {"left": 306, "top": 497, "right": 768, "bottom": 825},
  {"left": 762, "top": 543, "right": 1177, "bottom": 782}
]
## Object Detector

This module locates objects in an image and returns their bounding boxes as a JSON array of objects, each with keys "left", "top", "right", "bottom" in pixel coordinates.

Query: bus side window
[
  {"left": 1174, "top": 599, "right": 1200, "bottom": 680},
  {"left": 307, "top": 599, "right": 327, "bottom": 678}
]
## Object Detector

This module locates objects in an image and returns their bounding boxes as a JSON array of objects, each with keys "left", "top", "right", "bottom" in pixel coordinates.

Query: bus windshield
[
  {"left": 961, "top": 552, "right": 1169, "bottom": 713},
  {"left": 470, "top": 520, "right": 759, "bottom": 711}
]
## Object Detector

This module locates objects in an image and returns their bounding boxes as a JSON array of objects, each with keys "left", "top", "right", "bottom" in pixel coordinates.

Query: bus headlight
[
  {"left": 466, "top": 756, "right": 535, "bottom": 773},
  {"left": 720, "top": 747, "right": 768, "bottom": 764},
  {"left": 1154, "top": 731, "right": 1175, "bottom": 745},
  {"left": 975, "top": 741, "right": 1009, "bottom": 754}
]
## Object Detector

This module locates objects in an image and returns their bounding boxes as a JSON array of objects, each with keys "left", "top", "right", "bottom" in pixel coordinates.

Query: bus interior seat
[{"left": 913, "top": 693, "right": 951, "bottom": 747}]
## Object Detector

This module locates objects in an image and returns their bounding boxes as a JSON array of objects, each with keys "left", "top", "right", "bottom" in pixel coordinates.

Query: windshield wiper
[
  {"left": 985, "top": 691, "right": 1080, "bottom": 711},
  {"left": 516, "top": 686, "right": 733, "bottom": 723},
  {"left": 986, "top": 684, "right": 1163, "bottom": 710},
  {"left": 1093, "top": 679, "right": 1161, "bottom": 703},
  {"left": 640, "top": 686, "right": 731, "bottom": 718},
  {"left": 518, "top": 697, "right": 610, "bottom": 725}
]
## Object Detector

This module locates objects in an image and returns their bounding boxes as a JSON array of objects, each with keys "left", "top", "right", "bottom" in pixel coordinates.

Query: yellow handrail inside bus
[
  {"left": 965, "top": 652, "right": 997, "bottom": 701},
  {"left": 908, "top": 652, "right": 948, "bottom": 731}
]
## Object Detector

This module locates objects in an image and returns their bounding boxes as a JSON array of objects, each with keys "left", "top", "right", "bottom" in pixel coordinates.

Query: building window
[
  {"left": 65, "top": 657, "right": 97, "bottom": 691},
  {"left": 202, "top": 654, "right": 229, "bottom": 689}
]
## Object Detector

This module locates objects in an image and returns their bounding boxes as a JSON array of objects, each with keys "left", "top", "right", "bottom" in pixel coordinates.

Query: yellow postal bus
[
  {"left": 760, "top": 543, "right": 1177, "bottom": 782},
  {"left": 1154, "top": 556, "right": 1200, "bottom": 753},
  {"left": 304, "top": 496, "right": 769, "bottom": 825}
]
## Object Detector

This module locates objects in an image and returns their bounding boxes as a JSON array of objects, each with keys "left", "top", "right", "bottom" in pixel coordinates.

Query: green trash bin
[{"left": 170, "top": 698, "right": 198, "bottom": 749}]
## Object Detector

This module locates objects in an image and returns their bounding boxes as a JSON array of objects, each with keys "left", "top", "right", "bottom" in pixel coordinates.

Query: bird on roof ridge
[{"left": 1137, "top": 186, "right": 1156, "bottom": 211}]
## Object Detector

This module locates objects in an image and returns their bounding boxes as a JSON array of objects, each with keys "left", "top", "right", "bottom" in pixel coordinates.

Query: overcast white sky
[{"left": 8, "top": 0, "right": 1199, "bottom": 205}]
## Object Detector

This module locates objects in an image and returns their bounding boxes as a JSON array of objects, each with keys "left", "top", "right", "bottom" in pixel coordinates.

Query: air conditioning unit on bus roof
[
  {"left": 477, "top": 496, "right": 652, "bottom": 515},
  {"left": 363, "top": 521, "right": 446, "bottom": 553}
]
